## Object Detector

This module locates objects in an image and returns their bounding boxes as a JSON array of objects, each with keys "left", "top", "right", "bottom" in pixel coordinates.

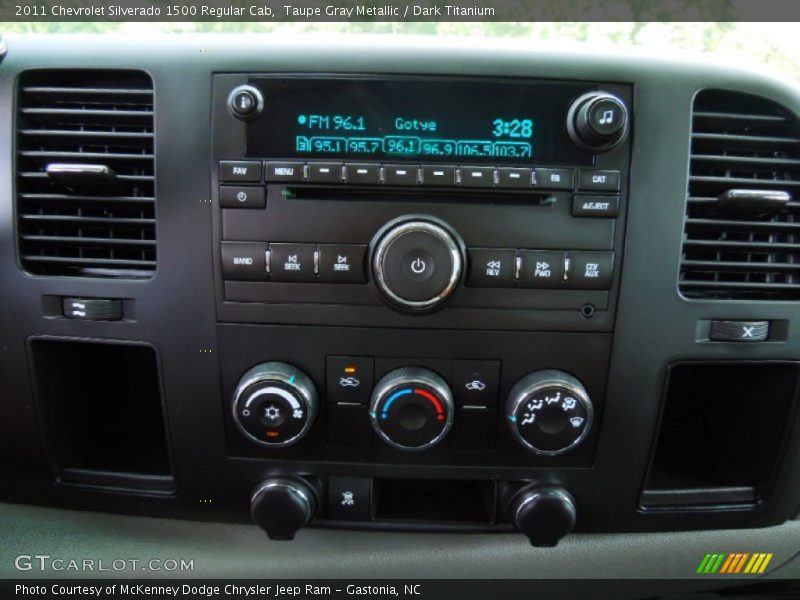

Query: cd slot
[{"left": 283, "top": 185, "right": 557, "bottom": 205}]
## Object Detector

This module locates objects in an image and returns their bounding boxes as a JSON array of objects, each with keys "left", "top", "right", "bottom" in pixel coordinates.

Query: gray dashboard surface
[{"left": 1, "top": 502, "right": 798, "bottom": 584}]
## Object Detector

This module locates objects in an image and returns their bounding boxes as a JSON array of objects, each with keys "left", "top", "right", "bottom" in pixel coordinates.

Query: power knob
[
  {"left": 505, "top": 370, "right": 593, "bottom": 455},
  {"left": 567, "top": 92, "right": 629, "bottom": 152}
]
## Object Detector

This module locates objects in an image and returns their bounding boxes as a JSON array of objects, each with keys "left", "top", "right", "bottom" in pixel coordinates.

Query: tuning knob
[
  {"left": 505, "top": 370, "right": 593, "bottom": 455},
  {"left": 232, "top": 362, "right": 318, "bottom": 447},
  {"left": 567, "top": 92, "right": 629, "bottom": 152},
  {"left": 370, "top": 367, "right": 454, "bottom": 450},
  {"left": 251, "top": 478, "right": 317, "bottom": 540},
  {"left": 371, "top": 216, "right": 464, "bottom": 313},
  {"left": 510, "top": 485, "right": 576, "bottom": 547}
]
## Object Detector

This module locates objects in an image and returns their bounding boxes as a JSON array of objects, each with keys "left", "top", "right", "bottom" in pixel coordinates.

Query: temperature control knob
[
  {"left": 232, "top": 362, "right": 318, "bottom": 447},
  {"left": 370, "top": 367, "right": 454, "bottom": 451},
  {"left": 567, "top": 92, "right": 629, "bottom": 152},
  {"left": 505, "top": 370, "right": 592, "bottom": 455}
]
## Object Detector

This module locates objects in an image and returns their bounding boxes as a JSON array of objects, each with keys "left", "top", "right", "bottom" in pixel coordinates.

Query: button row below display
[
  {"left": 468, "top": 248, "right": 614, "bottom": 289},
  {"left": 220, "top": 160, "right": 620, "bottom": 191},
  {"left": 221, "top": 242, "right": 366, "bottom": 283}
]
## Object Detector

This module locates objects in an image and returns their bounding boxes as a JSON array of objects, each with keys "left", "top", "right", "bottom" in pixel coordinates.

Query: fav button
[
  {"left": 467, "top": 248, "right": 517, "bottom": 287},
  {"left": 568, "top": 251, "right": 614, "bottom": 289},
  {"left": 219, "top": 160, "right": 262, "bottom": 183},
  {"left": 269, "top": 243, "right": 316, "bottom": 282}
]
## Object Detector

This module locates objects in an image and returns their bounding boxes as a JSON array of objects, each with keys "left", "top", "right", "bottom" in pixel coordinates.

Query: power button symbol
[{"left": 410, "top": 258, "right": 426, "bottom": 274}]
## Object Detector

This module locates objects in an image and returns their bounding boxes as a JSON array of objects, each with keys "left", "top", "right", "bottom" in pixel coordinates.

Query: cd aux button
[{"left": 567, "top": 251, "right": 614, "bottom": 289}]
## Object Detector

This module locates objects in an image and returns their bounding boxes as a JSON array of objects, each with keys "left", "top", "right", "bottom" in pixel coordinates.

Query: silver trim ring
[
  {"left": 372, "top": 220, "right": 462, "bottom": 310},
  {"left": 512, "top": 486, "right": 576, "bottom": 529},
  {"left": 251, "top": 479, "right": 316, "bottom": 525},
  {"left": 369, "top": 367, "right": 455, "bottom": 451},
  {"left": 506, "top": 370, "right": 593, "bottom": 456},
  {"left": 232, "top": 362, "right": 318, "bottom": 448}
]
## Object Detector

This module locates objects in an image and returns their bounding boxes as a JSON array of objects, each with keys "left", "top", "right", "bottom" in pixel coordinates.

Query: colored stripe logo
[{"left": 697, "top": 553, "right": 773, "bottom": 574}]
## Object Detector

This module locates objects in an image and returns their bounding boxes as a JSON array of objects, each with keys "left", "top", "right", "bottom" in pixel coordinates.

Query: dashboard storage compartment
[
  {"left": 30, "top": 339, "right": 174, "bottom": 493},
  {"left": 373, "top": 479, "right": 496, "bottom": 524},
  {"left": 641, "top": 362, "right": 799, "bottom": 508}
]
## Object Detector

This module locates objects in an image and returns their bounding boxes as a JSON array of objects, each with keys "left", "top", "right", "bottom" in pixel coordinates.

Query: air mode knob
[
  {"left": 232, "top": 362, "right": 318, "bottom": 447},
  {"left": 370, "top": 367, "right": 455, "bottom": 450},
  {"left": 505, "top": 370, "right": 593, "bottom": 455},
  {"left": 567, "top": 91, "right": 629, "bottom": 152},
  {"left": 371, "top": 216, "right": 464, "bottom": 313}
]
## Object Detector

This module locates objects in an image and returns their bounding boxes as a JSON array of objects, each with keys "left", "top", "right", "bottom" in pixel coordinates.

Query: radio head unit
[{"left": 242, "top": 76, "right": 600, "bottom": 166}]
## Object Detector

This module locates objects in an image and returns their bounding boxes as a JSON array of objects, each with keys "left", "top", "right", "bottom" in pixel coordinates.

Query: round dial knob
[
  {"left": 567, "top": 92, "right": 629, "bottom": 152},
  {"left": 227, "top": 84, "right": 264, "bottom": 121},
  {"left": 370, "top": 367, "right": 454, "bottom": 450},
  {"left": 251, "top": 477, "right": 317, "bottom": 540},
  {"left": 232, "top": 362, "right": 318, "bottom": 447},
  {"left": 510, "top": 485, "right": 576, "bottom": 547},
  {"left": 505, "top": 370, "right": 593, "bottom": 455},
  {"left": 371, "top": 216, "right": 464, "bottom": 312}
]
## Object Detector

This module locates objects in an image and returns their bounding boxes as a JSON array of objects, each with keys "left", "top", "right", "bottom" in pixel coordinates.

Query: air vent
[
  {"left": 16, "top": 70, "right": 155, "bottom": 278},
  {"left": 679, "top": 90, "right": 800, "bottom": 300}
]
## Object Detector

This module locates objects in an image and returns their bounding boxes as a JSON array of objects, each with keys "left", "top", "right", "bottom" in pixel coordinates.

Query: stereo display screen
[{"left": 246, "top": 77, "right": 595, "bottom": 165}]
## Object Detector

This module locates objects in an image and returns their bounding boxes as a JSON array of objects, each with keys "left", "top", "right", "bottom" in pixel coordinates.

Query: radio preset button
[
  {"left": 534, "top": 168, "right": 574, "bottom": 190},
  {"left": 269, "top": 243, "right": 316, "bottom": 282},
  {"left": 220, "top": 185, "right": 265, "bottom": 209},
  {"left": 344, "top": 163, "right": 381, "bottom": 185},
  {"left": 318, "top": 244, "right": 367, "bottom": 284},
  {"left": 221, "top": 241, "right": 267, "bottom": 280},
  {"left": 266, "top": 161, "right": 305, "bottom": 182},
  {"left": 459, "top": 167, "right": 495, "bottom": 188},
  {"left": 384, "top": 165, "right": 419, "bottom": 185},
  {"left": 567, "top": 251, "right": 614, "bottom": 289},
  {"left": 579, "top": 169, "right": 620, "bottom": 192},
  {"left": 572, "top": 195, "right": 619, "bottom": 217},
  {"left": 518, "top": 251, "right": 566, "bottom": 288},
  {"left": 467, "top": 248, "right": 517, "bottom": 287},
  {"left": 220, "top": 160, "right": 262, "bottom": 183},
  {"left": 421, "top": 165, "right": 456, "bottom": 186},
  {"left": 497, "top": 167, "right": 533, "bottom": 189},
  {"left": 308, "top": 162, "right": 343, "bottom": 183}
]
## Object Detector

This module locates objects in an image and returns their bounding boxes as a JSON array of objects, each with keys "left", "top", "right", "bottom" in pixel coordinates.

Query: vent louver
[
  {"left": 16, "top": 70, "right": 156, "bottom": 278},
  {"left": 679, "top": 90, "right": 800, "bottom": 300}
]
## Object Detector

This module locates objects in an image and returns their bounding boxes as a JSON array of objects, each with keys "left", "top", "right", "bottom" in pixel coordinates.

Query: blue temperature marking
[
  {"left": 288, "top": 375, "right": 296, "bottom": 385},
  {"left": 509, "top": 415, "right": 517, "bottom": 422},
  {"left": 381, "top": 388, "right": 412, "bottom": 419}
]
